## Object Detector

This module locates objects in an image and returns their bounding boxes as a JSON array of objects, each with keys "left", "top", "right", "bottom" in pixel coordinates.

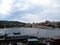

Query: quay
[
  {"left": 0, "top": 33, "right": 60, "bottom": 45},
  {"left": 0, "top": 34, "right": 48, "bottom": 45}
]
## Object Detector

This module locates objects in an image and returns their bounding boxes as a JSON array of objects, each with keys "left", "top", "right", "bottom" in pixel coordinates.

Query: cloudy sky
[{"left": 0, "top": 0, "right": 60, "bottom": 23}]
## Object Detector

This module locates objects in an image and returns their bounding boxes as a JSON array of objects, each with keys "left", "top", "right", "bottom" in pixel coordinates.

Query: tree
[
  {"left": 48, "top": 24, "right": 55, "bottom": 28},
  {"left": 57, "top": 22, "right": 60, "bottom": 28}
]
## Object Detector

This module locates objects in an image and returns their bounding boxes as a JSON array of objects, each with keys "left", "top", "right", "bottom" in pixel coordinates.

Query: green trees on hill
[
  {"left": 48, "top": 24, "right": 55, "bottom": 28},
  {"left": 48, "top": 22, "right": 60, "bottom": 28},
  {"left": 0, "top": 21, "right": 25, "bottom": 28},
  {"left": 57, "top": 22, "right": 60, "bottom": 28}
]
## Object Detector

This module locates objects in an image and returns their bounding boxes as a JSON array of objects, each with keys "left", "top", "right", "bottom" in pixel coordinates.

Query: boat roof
[{"left": 27, "top": 38, "right": 39, "bottom": 42}]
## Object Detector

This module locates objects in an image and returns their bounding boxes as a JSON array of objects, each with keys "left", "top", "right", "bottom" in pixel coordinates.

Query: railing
[{"left": 5, "top": 35, "right": 37, "bottom": 40}]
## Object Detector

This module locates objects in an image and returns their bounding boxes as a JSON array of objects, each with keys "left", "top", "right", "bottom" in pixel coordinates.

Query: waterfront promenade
[
  {"left": 0, "top": 34, "right": 60, "bottom": 45},
  {"left": 0, "top": 35, "right": 47, "bottom": 45}
]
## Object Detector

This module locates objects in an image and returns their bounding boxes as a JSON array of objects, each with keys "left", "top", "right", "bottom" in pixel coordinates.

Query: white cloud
[
  {"left": 0, "top": 0, "right": 60, "bottom": 22},
  {"left": 52, "top": 3, "right": 59, "bottom": 8},
  {"left": 27, "top": 0, "right": 51, "bottom": 6},
  {"left": 0, "top": 0, "right": 60, "bottom": 15},
  {"left": 10, "top": 14, "right": 41, "bottom": 23},
  {"left": 49, "top": 8, "right": 60, "bottom": 14},
  {"left": 21, "top": 14, "right": 40, "bottom": 23},
  {"left": 13, "top": 2, "right": 29, "bottom": 10},
  {"left": 0, "top": 0, "right": 14, "bottom": 14},
  {"left": 12, "top": 0, "right": 60, "bottom": 11},
  {"left": 40, "top": 9, "right": 49, "bottom": 16},
  {"left": 10, "top": 12, "right": 52, "bottom": 23},
  {"left": 49, "top": 0, "right": 60, "bottom": 8},
  {"left": 13, "top": 0, "right": 51, "bottom": 11}
]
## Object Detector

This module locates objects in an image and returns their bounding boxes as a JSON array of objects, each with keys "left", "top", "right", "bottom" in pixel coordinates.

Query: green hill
[{"left": 0, "top": 21, "right": 25, "bottom": 28}]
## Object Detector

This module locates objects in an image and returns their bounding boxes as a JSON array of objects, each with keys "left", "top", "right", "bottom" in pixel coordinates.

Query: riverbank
[{"left": 0, "top": 26, "right": 60, "bottom": 29}]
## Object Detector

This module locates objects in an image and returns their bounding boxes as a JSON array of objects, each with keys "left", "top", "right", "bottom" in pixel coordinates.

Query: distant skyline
[{"left": 0, "top": 0, "right": 60, "bottom": 23}]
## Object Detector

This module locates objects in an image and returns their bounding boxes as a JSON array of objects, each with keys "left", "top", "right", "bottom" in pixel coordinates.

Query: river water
[
  {"left": 0, "top": 28, "right": 60, "bottom": 45},
  {"left": 0, "top": 27, "right": 60, "bottom": 38}
]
